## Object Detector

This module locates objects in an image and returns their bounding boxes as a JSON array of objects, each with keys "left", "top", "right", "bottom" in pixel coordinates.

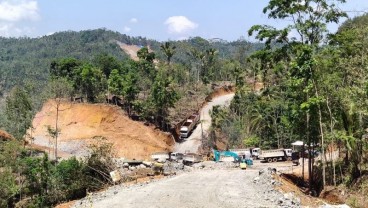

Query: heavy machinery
[
  {"left": 180, "top": 113, "right": 200, "bottom": 139},
  {"left": 183, "top": 153, "right": 203, "bottom": 165},
  {"left": 213, "top": 150, "right": 253, "bottom": 169},
  {"left": 229, "top": 148, "right": 260, "bottom": 159},
  {"left": 258, "top": 149, "right": 293, "bottom": 162}
]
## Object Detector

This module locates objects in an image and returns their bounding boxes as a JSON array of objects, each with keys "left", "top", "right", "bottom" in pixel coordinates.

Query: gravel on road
[{"left": 73, "top": 160, "right": 303, "bottom": 208}]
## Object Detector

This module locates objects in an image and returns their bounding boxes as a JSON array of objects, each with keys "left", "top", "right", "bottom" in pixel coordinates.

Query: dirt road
[
  {"left": 174, "top": 93, "right": 235, "bottom": 153},
  {"left": 74, "top": 168, "right": 282, "bottom": 208}
]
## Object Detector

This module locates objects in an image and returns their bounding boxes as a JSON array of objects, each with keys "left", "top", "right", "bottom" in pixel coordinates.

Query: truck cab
[
  {"left": 284, "top": 149, "right": 293, "bottom": 157},
  {"left": 250, "top": 148, "right": 260, "bottom": 159},
  {"left": 180, "top": 126, "right": 189, "bottom": 138},
  {"left": 170, "top": 152, "right": 184, "bottom": 161}
]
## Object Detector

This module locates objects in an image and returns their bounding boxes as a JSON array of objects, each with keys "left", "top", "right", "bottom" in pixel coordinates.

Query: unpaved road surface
[
  {"left": 175, "top": 93, "right": 235, "bottom": 153},
  {"left": 74, "top": 168, "right": 282, "bottom": 208}
]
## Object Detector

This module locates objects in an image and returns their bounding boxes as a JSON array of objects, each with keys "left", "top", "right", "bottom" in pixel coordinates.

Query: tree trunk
[{"left": 326, "top": 97, "right": 336, "bottom": 186}]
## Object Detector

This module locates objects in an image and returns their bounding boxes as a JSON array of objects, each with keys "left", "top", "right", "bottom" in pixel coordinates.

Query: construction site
[{"left": 19, "top": 88, "right": 343, "bottom": 208}]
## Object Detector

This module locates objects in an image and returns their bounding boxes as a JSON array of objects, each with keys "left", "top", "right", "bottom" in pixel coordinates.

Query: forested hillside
[
  {"left": 210, "top": 4, "right": 368, "bottom": 206},
  {"left": 0, "top": 28, "right": 261, "bottom": 138},
  {"left": 0, "top": 27, "right": 264, "bottom": 207}
]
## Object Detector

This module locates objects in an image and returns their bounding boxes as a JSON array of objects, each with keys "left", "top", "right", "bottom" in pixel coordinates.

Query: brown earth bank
[
  {"left": 0, "top": 129, "right": 13, "bottom": 141},
  {"left": 29, "top": 100, "right": 174, "bottom": 160}
]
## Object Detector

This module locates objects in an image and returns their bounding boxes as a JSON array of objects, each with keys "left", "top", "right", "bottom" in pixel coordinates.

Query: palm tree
[{"left": 160, "top": 42, "right": 176, "bottom": 66}]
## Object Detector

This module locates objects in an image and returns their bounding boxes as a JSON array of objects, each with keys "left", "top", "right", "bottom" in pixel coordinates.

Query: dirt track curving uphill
[{"left": 174, "top": 93, "right": 235, "bottom": 154}]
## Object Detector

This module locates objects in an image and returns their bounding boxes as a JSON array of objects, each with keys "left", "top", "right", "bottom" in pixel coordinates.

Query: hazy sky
[{"left": 0, "top": 0, "right": 367, "bottom": 41}]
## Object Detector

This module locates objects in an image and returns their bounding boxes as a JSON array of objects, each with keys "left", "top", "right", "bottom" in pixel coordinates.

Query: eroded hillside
[{"left": 30, "top": 100, "right": 174, "bottom": 159}]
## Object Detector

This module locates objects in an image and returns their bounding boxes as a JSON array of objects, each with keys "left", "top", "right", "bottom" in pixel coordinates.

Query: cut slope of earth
[
  {"left": 30, "top": 100, "right": 174, "bottom": 159},
  {"left": 116, "top": 41, "right": 141, "bottom": 61}
]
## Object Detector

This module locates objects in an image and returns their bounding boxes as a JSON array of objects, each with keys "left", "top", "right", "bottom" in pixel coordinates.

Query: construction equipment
[
  {"left": 183, "top": 153, "right": 203, "bottom": 165},
  {"left": 151, "top": 152, "right": 170, "bottom": 162},
  {"left": 213, "top": 150, "right": 253, "bottom": 167},
  {"left": 229, "top": 148, "right": 260, "bottom": 159},
  {"left": 180, "top": 113, "right": 200, "bottom": 139},
  {"left": 258, "top": 149, "right": 293, "bottom": 162}
]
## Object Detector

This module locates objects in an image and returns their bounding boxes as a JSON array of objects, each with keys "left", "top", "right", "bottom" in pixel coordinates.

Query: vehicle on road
[
  {"left": 258, "top": 149, "right": 293, "bottom": 163},
  {"left": 213, "top": 150, "right": 253, "bottom": 166},
  {"left": 180, "top": 113, "right": 200, "bottom": 139},
  {"left": 229, "top": 148, "right": 260, "bottom": 160},
  {"left": 170, "top": 152, "right": 184, "bottom": 161},
  {"left": 151, "top": 152, "right": 170, "bottom": 162},
  {"left": 183, "top": 153, "right": 203, "bottom": 164}
]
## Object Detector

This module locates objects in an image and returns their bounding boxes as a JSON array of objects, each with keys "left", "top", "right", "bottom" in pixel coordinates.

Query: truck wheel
[
  {"left": 267, "top": 158, "right": 273, "bottom": 163},
  {"left": 272, "top": 158, "right": 278, "bottom": 162}
]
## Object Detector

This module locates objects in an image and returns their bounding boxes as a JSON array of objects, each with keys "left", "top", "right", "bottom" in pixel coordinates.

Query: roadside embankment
[{"left": 29, "top": 100, "right": 174, "bottom": 160}]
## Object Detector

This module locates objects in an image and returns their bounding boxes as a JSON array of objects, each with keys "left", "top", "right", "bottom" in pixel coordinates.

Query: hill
[{"left": 30, "top": 100, "right": 174, "bottom": 159}]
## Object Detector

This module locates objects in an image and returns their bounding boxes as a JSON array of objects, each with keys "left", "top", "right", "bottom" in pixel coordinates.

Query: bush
[
  {"left": 52, "top": 157, "right": 87, "bottom": 203},
  {"left": 84, "top": 137, "right": 117, "bottom": 191}
]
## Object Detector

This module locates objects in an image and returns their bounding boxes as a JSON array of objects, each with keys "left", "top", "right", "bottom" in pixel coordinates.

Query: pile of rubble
[
  {"left": 113, "top": 158, "right": 248, "bottom": 182},
  {"left": 253, "top": 168, "right": 301, "bottom": 208}
]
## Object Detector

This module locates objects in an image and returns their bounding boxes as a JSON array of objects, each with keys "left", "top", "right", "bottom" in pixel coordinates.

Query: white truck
[
  {"left": 170, "top": 152, "right": 184, "bottom": 161},
  {"left": 258, "top": 149, "right": 293, "bottom": 163},
  {"left": 180, "top": 113, "right": 200, "bottom": 139},
  {"left": 229, "top": 148, "right": 260, "bottom": 160},
  {"left": 151, "top": 152, "right": 170, "bottom": 162},
  {"left": 183, "top": 153, "right": 203, "bottom": 165}
]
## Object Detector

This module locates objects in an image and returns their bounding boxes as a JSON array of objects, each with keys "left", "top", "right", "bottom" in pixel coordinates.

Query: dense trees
[
  {"left": 209, "top": 0, "right": 368, "bottom": 198},
  {"left": 5, "top": 87, "right": 33, "bottom": 140}
]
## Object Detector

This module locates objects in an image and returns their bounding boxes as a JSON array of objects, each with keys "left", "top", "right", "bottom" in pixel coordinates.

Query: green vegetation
[
  {"left": 210, "top": 0, "right": 368, "bottom": 204},
  {"left": 0, "top": 138, "right": 117, "bottom": 207},
  {"left": 1, "top": 1, "right": 368, "bottom": 205},
  {"left": 0, "top": 27, "right": 260, "bottom": 206}
]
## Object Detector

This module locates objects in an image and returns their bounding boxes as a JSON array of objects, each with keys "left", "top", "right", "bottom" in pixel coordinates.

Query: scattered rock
[
  {"left": 143, "top": 161, "right": 152, "bottom": 167},
  {"left": 253, "top": 177, "right": 260, "bottom": 183}
]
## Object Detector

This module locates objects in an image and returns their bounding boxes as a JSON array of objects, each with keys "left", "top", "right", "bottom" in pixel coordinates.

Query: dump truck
[
  {"left": 180, "top": 113, "right": 200, "bottom": 139},
  {"left": 183, "top": 153, "right": 202, "bottom": 164},
  {"left": 229, "top": 148, "right": 260, "bottom": 160},
  {"left": 258, "top": 149, "right": 293, "bottom": 162}
]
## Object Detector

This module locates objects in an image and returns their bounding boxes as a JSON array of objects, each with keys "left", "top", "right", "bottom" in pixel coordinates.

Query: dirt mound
[{"left": 30, "top": 100, "right": 174, "bottom": 159}]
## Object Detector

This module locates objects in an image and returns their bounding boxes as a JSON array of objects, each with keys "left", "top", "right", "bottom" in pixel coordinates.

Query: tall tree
[
  {"left": 160, "top": 42, "right": 176, "bottom": 66},
  {"left": 248, "top": 0, "right": 347, "bottom": 190},
  {"left": 5, "top": 87, "right": 33, "bottom": 141},
  {"left": 47, "top": 78, "right": 73, "bottom": 160},
  {"left": 150, "top": 71, "right": 179, "bottom": 130}
]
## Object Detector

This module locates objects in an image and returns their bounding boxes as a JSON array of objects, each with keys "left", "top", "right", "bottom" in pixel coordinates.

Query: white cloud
[
  {"left": 0, "top": 22, "right": 33, "bottom": 37},
  {"left": 164, "top": 16, "right": 198, "bottom": 34},
  {"left": 0, "top": 0, "right": 39, "bottom": 22},
  {"left": 124, "top": 26, "right": 131, "bottom": 32},
  {"left": 130, "top": 18, "right": 138, "bottom": 23}
]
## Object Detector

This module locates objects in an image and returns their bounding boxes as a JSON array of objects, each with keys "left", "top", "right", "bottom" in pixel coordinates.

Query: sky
[{"left": 0, "top": 0, "right": 367, "bottom": 41}]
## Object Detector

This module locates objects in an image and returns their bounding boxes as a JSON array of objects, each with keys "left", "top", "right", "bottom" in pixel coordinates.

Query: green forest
[{"left": 0, "top": 0, "right": 368, "bottom": 207}]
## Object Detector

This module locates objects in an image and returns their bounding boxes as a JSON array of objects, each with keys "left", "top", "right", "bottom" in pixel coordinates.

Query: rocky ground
[{"left": 72, "top": 160, "right": 304, "bottom": 208}]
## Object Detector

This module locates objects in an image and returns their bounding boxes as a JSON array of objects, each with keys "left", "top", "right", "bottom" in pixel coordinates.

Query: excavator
[{"left": 213, "top": 150, "right": 253, "bottom": 169}]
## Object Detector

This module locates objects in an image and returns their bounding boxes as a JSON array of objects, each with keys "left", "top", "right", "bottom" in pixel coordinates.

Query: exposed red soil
[{"left": 29, "top": 100, "right": 174, "bottom": 160}]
